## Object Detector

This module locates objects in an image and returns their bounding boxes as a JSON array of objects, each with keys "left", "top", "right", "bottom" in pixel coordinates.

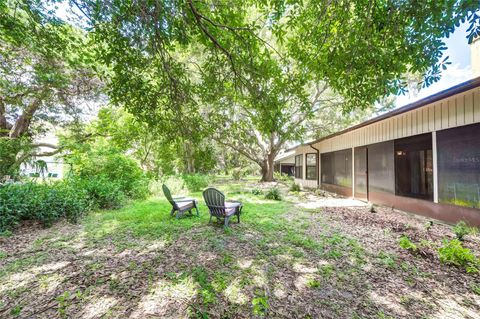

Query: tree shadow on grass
[{"left": 0, "top": 194, "right": 478, "bottom": 318}]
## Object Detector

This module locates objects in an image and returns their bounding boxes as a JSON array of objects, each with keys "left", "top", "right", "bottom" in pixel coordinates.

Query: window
[
  {"left": 321, "top": 149, "right": 352, "bottom": 187},
  {"left": 295, "top": 155, "right": 303, "bottom": 179},
  {"left": 306, "top": 153, "right": 317, "bottom": 180},
  {"left": 437, "top": 123, "right": 480, "bottom": 208},
  {"left": 394, "top": 134, "right": 433, "bottom": 200}
]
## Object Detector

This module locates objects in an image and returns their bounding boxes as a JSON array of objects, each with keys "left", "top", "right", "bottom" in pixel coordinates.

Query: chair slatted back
[
  {"left": 203, "top": 188, "right": 226, "bottom": 217},
  {"left": 162, "top": 184, "right": 178, "bottom": 210}
]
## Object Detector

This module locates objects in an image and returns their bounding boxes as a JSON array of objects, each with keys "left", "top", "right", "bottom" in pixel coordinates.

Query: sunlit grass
[{"left": 0, "top": 178, "right": 384, "bottom": 318}]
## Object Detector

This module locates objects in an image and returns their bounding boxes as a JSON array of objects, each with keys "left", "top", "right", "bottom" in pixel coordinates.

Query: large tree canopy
[
  {"left": 2, "top": 0, "right": 480, "bottom": 180},
  {"left": 76, "top": 0, "right": 480, "bottom": 114},
  {"left": 0, "top": 0, "right": 100, "bottom": 178},
  {"left": 69, "top": 0, "right": 480, "bottom": 180}
]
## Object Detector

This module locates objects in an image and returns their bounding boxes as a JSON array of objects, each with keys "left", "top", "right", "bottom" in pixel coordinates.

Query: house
[
  {"left": 20, "top": 134, "right": 67, "bottom": 179},
  {"left": 277, "top": 73, "right": 480, "bottom": 226},
  {"left": 273, "top": 151, "right": 296, "bottom": 176}
]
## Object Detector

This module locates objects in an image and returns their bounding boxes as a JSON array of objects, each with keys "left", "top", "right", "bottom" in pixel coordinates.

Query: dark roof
[{"left": 298, "top": 76, "right": 480, "bottom": 147}]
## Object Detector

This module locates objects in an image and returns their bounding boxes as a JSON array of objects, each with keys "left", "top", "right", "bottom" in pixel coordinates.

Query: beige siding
[
  {"left": 309, "top": 87, "right": 480, "bottom": 153},
  {"left": 292, "top": 87, "right": 480, "bottom": 190},
  {"left": 474, "top": 88, "right": 480, "bottom": 123}
]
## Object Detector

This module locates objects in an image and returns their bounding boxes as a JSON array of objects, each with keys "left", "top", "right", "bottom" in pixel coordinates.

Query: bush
[
  {"left": 290, "top": 183, "right": 301, "bottom": 192},
  {"left": 251, "top": 188, "right": 263, "bottom": 196},
  {"left": 274, "top": 172, "right": 293, "bottom": 183},
  {"left": 0, "top": 182, "right": 91, "bottom": 231},
  {"left": 265, "top": 187, "right": 282, "bottom": 201},
  {"left": 453, "top": 221, "right": 474, "bottom": 241},
  {"left": 69, "top": 177, "right": 125, "bottom": 209},
  {"left": 399, "top": 235, "right": 418, "bottom": 253},
  {"left": 182, "top": 174, "right": 211, "bottom": 192},
  {"left": 438, "top": 239, "right": 479, "bottom": 273},
  {"left": 231, "top": 168, "right": 246, "bottom": 181},
  {"left": 73, "top": 152, "right": 149, "bottom": 199}
]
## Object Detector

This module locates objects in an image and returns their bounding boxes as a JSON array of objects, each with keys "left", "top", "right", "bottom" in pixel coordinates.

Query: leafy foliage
[
  {"left": 290, "top": 183, "right": 301, "bottom": 192},
  {"left": 0, "top": 1, "right": 100, "bottom": 178},
  {"left": 65, "top": 0, "right": 479, "bottom": 182},
  {"left": 0, "top": 181, "right": 91, "bottom": 231},
  {"left": 251, "top": 188, "right": 263, "bottom": 196},
  {"left": 453, "top": 221, "right": 476, "bottom": 241},
  {"left": 274, "top": 172, "right": 294, "bottom": 183},
  {"left": 91, "top": 107, "right": 217, "bottom": 176},
  {"left": 399, "top": 235, "right": 418, "bottom": 253},
  {"left": 68, "top": 177, "right": 125, "bottom": 210},
  {"left": 438, "top": 239, "right": 479, "bottom": 274},
  {"left": 69, "top": 148, "right": 150, "bottom": 200},
  {"left": 265, "top": 187, "right": 282, "bottom": 201},
  {"left": 181, "top": 174, "right": 211, "bottom": 192}
]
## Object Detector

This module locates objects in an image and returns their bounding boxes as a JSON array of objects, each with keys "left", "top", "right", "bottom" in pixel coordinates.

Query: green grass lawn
[{"left": 1, "top": 179, "right": 479, "bottom": 318}]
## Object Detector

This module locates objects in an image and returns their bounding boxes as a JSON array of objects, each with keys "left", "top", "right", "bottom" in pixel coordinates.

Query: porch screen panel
[
  {"left": 354, "top": 147, "right": 368, "bottom": 197},
  {"left": 321, "top": 149, "right": 352, "bottom": 187},
  {"left": 437, "top": 123, "right": 480, "bottom": 208},
  {"left": 368, "top": 141, "right": 395, "bottom": 194},
  {"left": 321, "top": 153, "right": 334, "bottom": 184},
  {"left": 333, "top": 149, "right": 352, "bottom": 187},
  {"left": 394, "top": 133, "right": 433, "bottom": 200}
]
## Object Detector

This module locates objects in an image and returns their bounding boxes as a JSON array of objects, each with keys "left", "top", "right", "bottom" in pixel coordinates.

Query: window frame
[
  {"left": 305, "top": 153, "right": 318, "bottom": 180},
  {"left": 294, "top": 154, "right": 303, "bottom": 179}
]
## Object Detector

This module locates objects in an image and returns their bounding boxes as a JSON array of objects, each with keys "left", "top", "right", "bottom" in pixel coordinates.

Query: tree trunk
[
  {"left": 184, "top": 140, "right": 195, "bottom": 174},
  {"left": 0, "top": 98, "right": 7, "bottom": 135},
  {"left": 260, "top": 151, "right": 276, "bottom": 182},
  {"left": 9, "top": 99, "right": 41, "bottom": 138}
]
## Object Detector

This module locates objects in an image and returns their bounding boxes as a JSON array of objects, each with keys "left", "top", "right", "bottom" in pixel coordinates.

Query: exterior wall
[
  {"left": 277, "top": 155, "right": 295, "bottom": 165},
  {"left": 292, "top": 85, "right": 480, "bottom": 225},
  {"left": 311, "top": 87, "right": 480, "bottom": 153}
]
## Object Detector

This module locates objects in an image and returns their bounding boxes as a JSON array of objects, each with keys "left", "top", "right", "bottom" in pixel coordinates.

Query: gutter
[{"left": 308, "top": 143, "right": 320, "bottom": 188}]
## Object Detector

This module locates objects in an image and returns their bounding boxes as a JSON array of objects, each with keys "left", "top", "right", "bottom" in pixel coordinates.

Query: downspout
[{"left": 309, "top": 143, "right": 320, "bottom": 188}]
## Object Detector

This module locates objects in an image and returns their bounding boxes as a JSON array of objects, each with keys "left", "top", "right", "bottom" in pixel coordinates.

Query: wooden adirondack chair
[
  {"left": 162, "top": 184, "right": 199, "bottom": 219},
  {"left": 202, "top": 187, "right": 242, "bottom": 227}
]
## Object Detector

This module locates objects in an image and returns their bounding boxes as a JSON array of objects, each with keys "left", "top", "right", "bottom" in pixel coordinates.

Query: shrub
[
  {"left": 251, "top": 188, "right": 263, "bottom": 196},
  {"left": 453, "top": 221, "right": 474, "bottom": 241},
  {"left": 265, "top": 187, "right": 282, "bottom": 201},
  {"left": 182, "top": 174, "right": 211, "bottom": 192},
  {"left": 274, "top": 172, "right": 293, "bottom": 183},
  {"left": 231, "top": 168, "right": 245, "bottom": 181},
  {"left": 290, "top": 183, "right": 301, "bottom": 192},
  {"left": 399, "top": 235, "right": 418, "bottom": 253},
  {"left": 69, "top": 177, "right": 125, "bottom": 209},
  {"left": 438, "top": 239, "right": 479, "bottom": 273},
  {"left": 0, "top": 181, "right": 91, "bottom": 231},
  {"left": 73, "top": 152, "right": 149, "bottom": 199},
  {"left": 471, "top": 283, "right": 480, "bottom": 295}
]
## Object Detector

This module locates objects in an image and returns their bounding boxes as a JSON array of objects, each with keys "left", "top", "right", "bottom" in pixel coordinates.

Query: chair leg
[
  {"left": 237, "top": 212, "right": 240, "bottom": 223},
  {"left": 209, "top": 215, "right": 212, "bottom": 223},
  {"left": 195, "top": 204, "right": 199, "bottom": 216},
  {"left": 176, "top": 210, "right": 183, "bottom": 219},
  {"left": 170, "top": 208, "right": 175, "bottom": 217},
  {"left": 224, "top": 216, "right": 231, "bottom": 228}
]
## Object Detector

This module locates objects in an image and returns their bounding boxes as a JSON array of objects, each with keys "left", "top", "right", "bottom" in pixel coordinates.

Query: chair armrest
[{"left": 175, "top": 198, "right": 197, "bottom": 203}]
